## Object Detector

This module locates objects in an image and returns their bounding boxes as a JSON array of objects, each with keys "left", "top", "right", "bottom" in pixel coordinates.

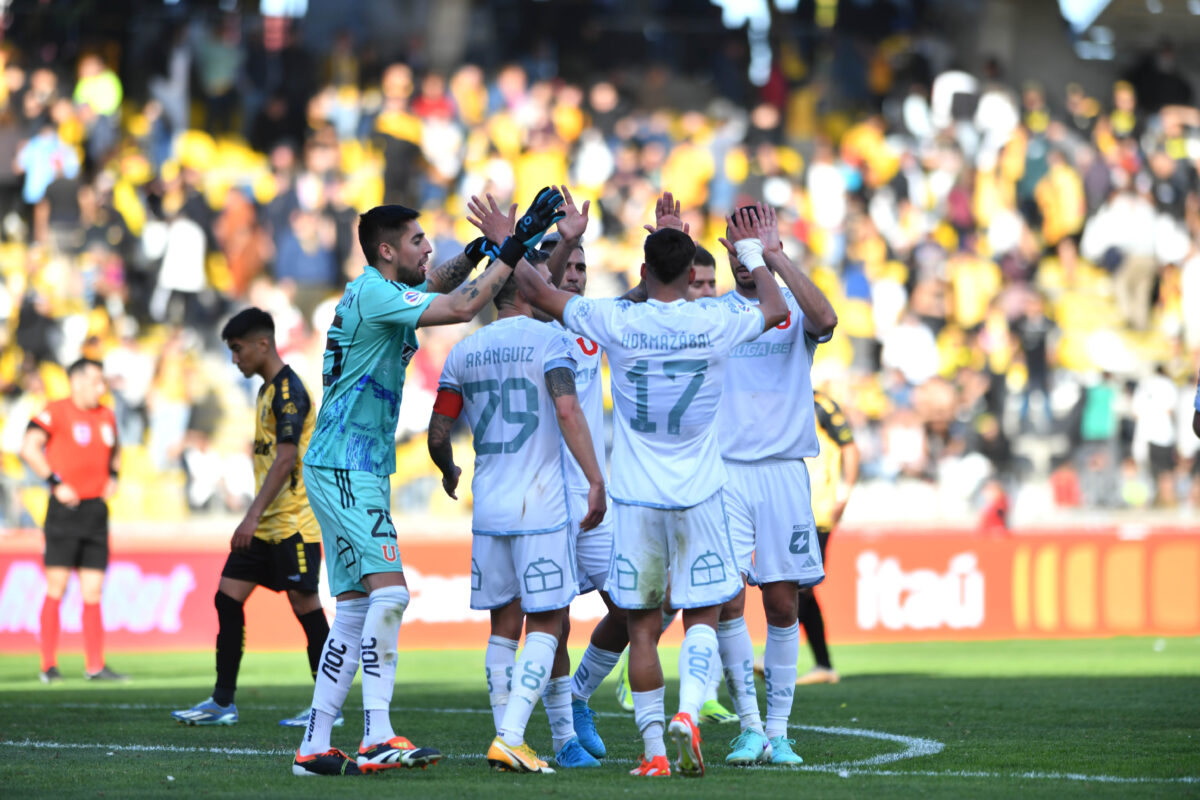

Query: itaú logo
[{"left": 856, "top": 551, "right": 984, "bottom": 630}]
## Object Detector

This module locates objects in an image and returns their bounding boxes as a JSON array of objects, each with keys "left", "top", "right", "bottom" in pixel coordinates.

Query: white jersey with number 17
[
  {"left": 562, "top": 295, "right": 765, "bottom": 509},
  {"left": 438, "top": 316, "right": 577, "bottom": 536}
]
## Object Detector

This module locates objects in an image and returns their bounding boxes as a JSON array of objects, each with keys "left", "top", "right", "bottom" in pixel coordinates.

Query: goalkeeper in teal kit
[{"left": 291, "top": 189, "right": 566, "bottom": 777}]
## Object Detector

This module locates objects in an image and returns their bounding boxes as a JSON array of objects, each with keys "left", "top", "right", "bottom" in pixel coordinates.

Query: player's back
[
  {"left": 563, "top": 296, "right": 765, "bottom": 509},
  {"left": 440, "top": 316, "right": 577, "bottom": 535}
]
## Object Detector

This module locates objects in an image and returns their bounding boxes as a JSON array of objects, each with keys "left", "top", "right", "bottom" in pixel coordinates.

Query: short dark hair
[
  {"left": 495, "top": 249, "right": 550, "bottom": 309},
  {"left": 693, "top": 244, "right": 715, "bottom": 268},
  {"left": 221, "top": 307, "right": 276, "bottom": 342},
  {"left": 643, "top": 228, "right": 696, "bottom": 284},
  {"left": 67, "top": 358, "right": 102, "bottom": 377},
  {"left": 358, "top": 204, "right": 420, "bottom": 266}
]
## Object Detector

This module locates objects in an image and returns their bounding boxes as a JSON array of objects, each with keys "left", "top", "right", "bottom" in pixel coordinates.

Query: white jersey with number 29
[
  {"left": 563, "top": 295, "right": 765, "bottom": 509},
  {"left": 438, "top": 316, "right": 577, "bottom": 535}
]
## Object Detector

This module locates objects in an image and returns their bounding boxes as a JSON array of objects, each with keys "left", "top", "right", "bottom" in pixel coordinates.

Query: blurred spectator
[
  {"left": 1131, "top": 364, "right": 1179, "bottom": 506},
  {"left": 72, "top": 54, "right": 123, "bottom": 167}
]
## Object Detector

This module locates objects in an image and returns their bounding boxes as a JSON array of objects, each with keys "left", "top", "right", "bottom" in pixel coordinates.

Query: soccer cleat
[
  {"left": 796, "top": 666, "right": 840, "bottom": 685},
  {"left": 85, "top": 665, "right": 129, "bottom": 681},
  {"left": 571, "top": 698, "right": 606, "bottom": 758},
  {"left": 769, "top": 736, "right": 804, "bottom": 765},
  {"left": 278, "top": 706, "right": 345, "bottom": 727},
  {"left": 171, "top": 697, "right": 238, "bottom": 726},
  {"left": 725, "top": 728, "right": 773, "bottom": 765},
  {"left": 629, "top": 754, "right": 671, "bottom": 776},
  {"left": 356, "top": 736, "right": 442, "bottom": 772},
  {"left": 700, "top": 699, "right": 739, "bottom": 725},
  {"left": 39, "top": 666, "right": 63, "bottom": 684},
  {"left": 554, "top": 736, "right": 600, "bottom": 768},
  {"left": 615, "top": 653, "right": 634, "bottom": 712},
  {"left": 292, "top": 748, "right": 362, "bottom": 776},
  {"left": 486, "top": 736, "right": 555, "bottom": 774},
  {"left": 667, "top": 711, "right": 705, "bottom": 777}
]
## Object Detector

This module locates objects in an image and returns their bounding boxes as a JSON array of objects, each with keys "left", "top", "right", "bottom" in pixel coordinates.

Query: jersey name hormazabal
[
  {"left": 439, "top": 316, "right": 578, "bottom": 535},
  {"left": 563, "top": 295, "right": 765, "bottom": 509},
  {"left": 717, "top": 287, "right": 825, "bottom": 462},
  {"left": 552, "top": 319, "right": 606, "bottom": 494}
]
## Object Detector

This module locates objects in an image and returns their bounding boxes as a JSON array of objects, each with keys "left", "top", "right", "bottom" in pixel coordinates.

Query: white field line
[{"left": 1, "top": 704, "right": 1196, "bottom": 785}]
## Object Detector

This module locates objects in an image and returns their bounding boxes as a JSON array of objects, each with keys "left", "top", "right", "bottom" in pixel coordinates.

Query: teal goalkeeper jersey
[{"left": 306, "top": 265, "right": 436, "bottom": 475}]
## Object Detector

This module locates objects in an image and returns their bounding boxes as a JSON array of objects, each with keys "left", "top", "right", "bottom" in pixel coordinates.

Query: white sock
[
  {"left": 360, "top": 586, "right": 409, "bottom": 747},
  {"left": 571, "top": 644, "right": 621, "bottom": 702},
  {"left": 677, "top": 623, "right": 718, "bottom": 721},
  {"left": 660, "top": 608, "right": 678, "bottom": 633},
  {"left": 718, "top": 617, "right": 763, "bottom": 733},
  {"left": 543, "top": 675, "right": 576, "bottom": 752},
  {"left": 499, "top": 631, "right": 557, "bottom": 747},
  {"left": 632, "top": 686, "right": 666, "bottom": 759},
  {"left": 300, "top": 597, "right": 368, "bottom": 756},
  {"left": 485, "top": 635, "right": 518, "bottom": 731},
  {"left": 704, "top": 658, "right": 722, "bottom": 704},
  {"left": 764, "top": 622, "right": 800, "bottom": 739}
]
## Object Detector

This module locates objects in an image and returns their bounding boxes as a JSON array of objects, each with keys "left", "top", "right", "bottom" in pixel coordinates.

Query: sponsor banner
[{"left": 0, "top": 531, "right": 1197, "bottom": 652}]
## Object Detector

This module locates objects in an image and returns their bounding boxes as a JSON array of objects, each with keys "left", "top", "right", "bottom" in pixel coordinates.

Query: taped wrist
[
  {"left": 734, "top": 238, "right": 766, "bottom": 269},
  {"left": 497, "top": 236, "right": 528, "bottom": 267}
]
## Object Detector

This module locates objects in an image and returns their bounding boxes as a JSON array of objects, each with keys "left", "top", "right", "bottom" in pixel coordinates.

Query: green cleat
[
  {"left": 700, "top": 699, "right": 739, "bottom": 724},
  {"left": 615, "top": 652, "right": 634, "bottom": 712},
  {"left": 769, "top": 736, "right": 804, "bottom": 765}
]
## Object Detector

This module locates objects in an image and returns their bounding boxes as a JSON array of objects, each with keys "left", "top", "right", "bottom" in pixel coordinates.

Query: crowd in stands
[{"left": 1, "top": 11, "right": 1199, "bottom": 529}]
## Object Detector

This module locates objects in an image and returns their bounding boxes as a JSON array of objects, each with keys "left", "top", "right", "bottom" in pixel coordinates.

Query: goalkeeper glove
[{"left": 514, "top": 186, "right": 565, "bottom": 250}]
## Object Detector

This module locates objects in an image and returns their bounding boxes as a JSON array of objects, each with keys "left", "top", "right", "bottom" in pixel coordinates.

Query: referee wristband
[{"left": 46, "top": 473, "right": 61, "bottom": 488}]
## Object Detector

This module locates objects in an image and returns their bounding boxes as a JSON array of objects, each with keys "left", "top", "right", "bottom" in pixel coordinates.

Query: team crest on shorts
[
  {"left": 72, "top": 422, "right": 92, "bottom": 446},
  {"left": 690, "top": 552, "right": 726, "bottom": 586},
  {"left": 523, "top": 558, "right": 563, "bottom": 594}
]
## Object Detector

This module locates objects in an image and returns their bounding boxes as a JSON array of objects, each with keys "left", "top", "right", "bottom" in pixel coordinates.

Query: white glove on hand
[{"left": 734, "top": 238, "right": 766, "bottom": 269}]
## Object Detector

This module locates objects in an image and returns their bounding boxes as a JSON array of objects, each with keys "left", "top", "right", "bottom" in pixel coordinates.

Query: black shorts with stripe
[{"left": 221, "top": 532, "right": 322, "bottom": 593}]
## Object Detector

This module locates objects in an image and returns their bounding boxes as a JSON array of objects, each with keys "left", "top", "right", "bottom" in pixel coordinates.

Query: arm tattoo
[
  {"left": 427, "top": 413, "right": 457, "bottom": 472},
  {"left": 545, "top": 367, "right": 578, "bottom": 398},
  {"left": 425, "top": 252, "right": 476, "bottom": 293}
]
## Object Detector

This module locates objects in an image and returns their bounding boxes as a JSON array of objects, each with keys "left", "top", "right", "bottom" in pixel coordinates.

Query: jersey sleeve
[
  {"left": 715, "top": 297, "right": 767, "bottom": 346},
  {"left": 359, "top": 280, "right": 436, "bottom": 329},
  {"left": 786, "top": 288, "right": 833, "bottom": 345},
  {"left": 815, "top": 393, "right": 855, "bottom": 445},
  {"left": 562, "top": 296, "right": 615, "bottom": 348},
  {"left": 438, "top": 346, "right": 462, "bottom": 394},
  {"left": 29, "top": 404, "right": 54, "bottom": 435},
  {"left": 543, "top": 332, "right": 578, "bottom": 376},
  {"left": 272, "top": 373, "right": 311, "bottom": 446}
]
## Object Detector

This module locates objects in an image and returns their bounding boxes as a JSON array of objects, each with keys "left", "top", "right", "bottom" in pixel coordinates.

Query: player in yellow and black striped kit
[
  {"left": 172, "top": 308, "right": 336, "bottom": 728},
  {"left": 797, "top": 389, "right": 859, "bottom": 684}
]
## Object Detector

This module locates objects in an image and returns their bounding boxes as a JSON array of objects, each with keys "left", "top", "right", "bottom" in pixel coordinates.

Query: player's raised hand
[
  {"left": 718, "top": 205, "right": 761, "bottom": 253},
  {"left": 579, "top": 481, "right": 607, "bottom": 533},
  {"left": 441, "top": 465, "right": 462, "bottom": 500},
  {"left": 555, "top": 185, "right": 590, "bottom": 241},
  {"left": 643, "top": 189, "right": 690, "bottom": 236},
  {"left": 515, "top": 186, "right": 566, "bottom": 249},
  {"left": 467, "top": 193, "right": 517, "bottom": 245},
  {"left": 753, "top": 202, "right": 782, "bottom": 254}
]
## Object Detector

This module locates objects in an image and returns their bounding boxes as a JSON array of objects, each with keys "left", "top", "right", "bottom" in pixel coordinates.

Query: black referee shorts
[
  {"left": 43, "top": 497, "right": 109, "bottom": 571},
  {"left": 221, "top": 532, "right": 322, "bottom": 594}
]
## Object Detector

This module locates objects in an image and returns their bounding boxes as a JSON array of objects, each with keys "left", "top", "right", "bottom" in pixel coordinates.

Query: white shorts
[
  {"left": 608, "top": 490, "right": 742, "bottom": 611},
  {"left": 470, "top": 530, "right": 578, "bottom": 614},
  {"left": 724, "top": 459, "right": 825, "bottom": 588},
  {"left": 569, "top": 490, "right": 613, "bottom": 593}
]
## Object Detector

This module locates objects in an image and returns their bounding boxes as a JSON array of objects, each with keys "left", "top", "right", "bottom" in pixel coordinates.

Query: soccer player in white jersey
[
  {"left": 536, "top": 195, "right": 629, "bottom": 761},
  {"left": 715, "top": 202, "right": 838, "bottom": 766},
  {"left": 428, "top": 255, "right": 606, "bottom": 775},
  {"left": 514, "top": 214, "right": 787, "bottom": 778}
]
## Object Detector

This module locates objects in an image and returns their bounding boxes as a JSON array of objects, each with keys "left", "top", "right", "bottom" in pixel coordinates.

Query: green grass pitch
[{"left": 1, "top": 637, "right": 1197, "bottom": 798}]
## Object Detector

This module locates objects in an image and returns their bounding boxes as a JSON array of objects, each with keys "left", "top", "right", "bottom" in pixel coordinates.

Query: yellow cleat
[{"left": 487, "top": 736, "right": 556, "bottom": 774}]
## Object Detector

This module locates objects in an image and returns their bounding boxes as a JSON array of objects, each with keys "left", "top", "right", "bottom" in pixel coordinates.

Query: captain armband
[{"left": 433, "top": 388, "right": 463, "bottom": 420}]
